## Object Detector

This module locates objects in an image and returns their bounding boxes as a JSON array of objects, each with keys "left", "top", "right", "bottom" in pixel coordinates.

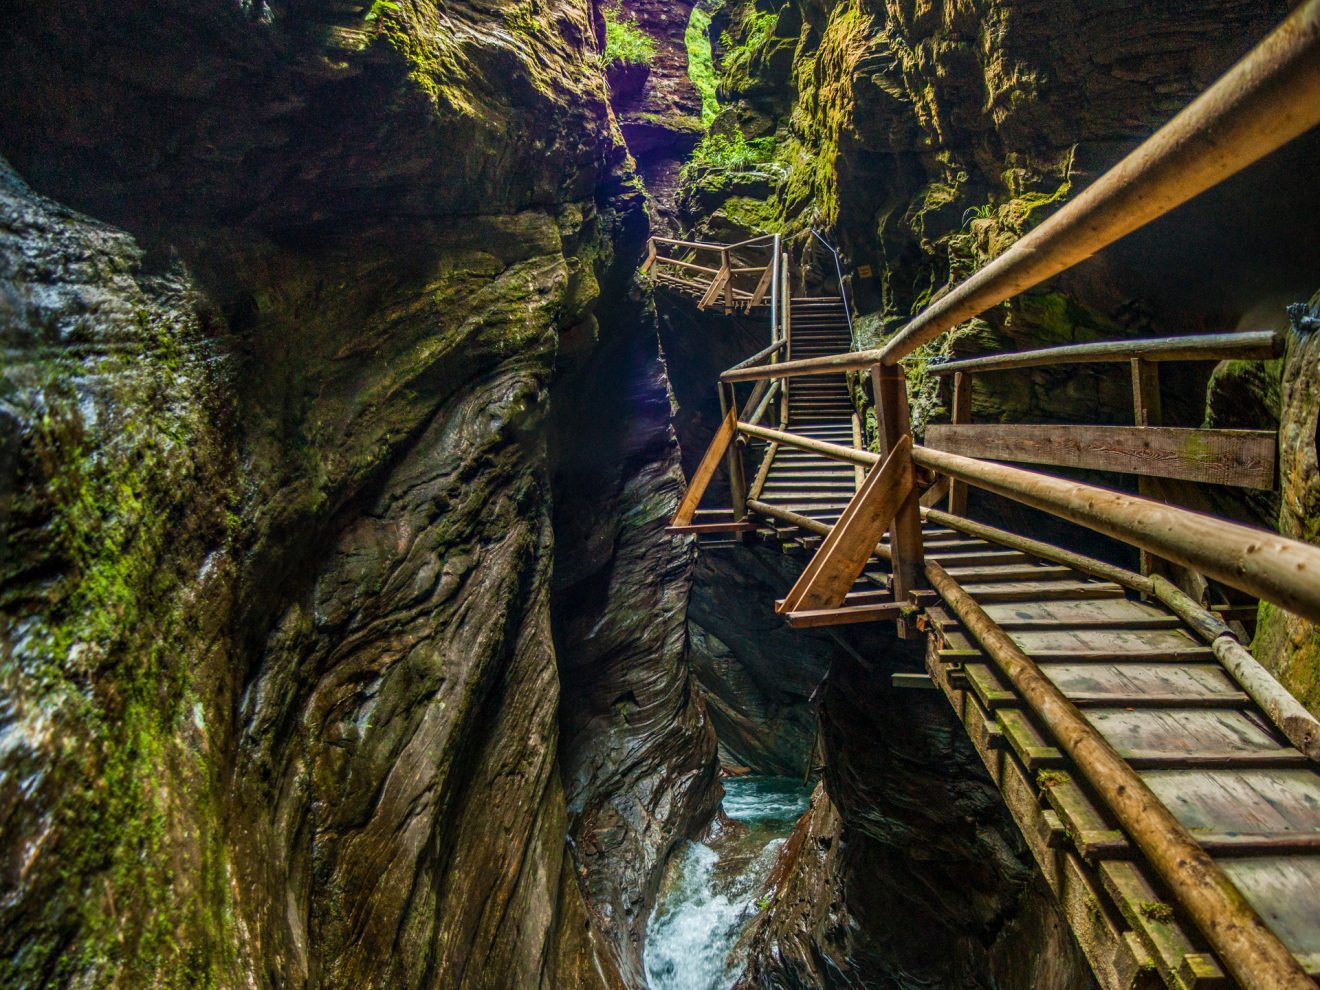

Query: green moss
[
  {"left": 720, "top": 195, "right": 781, "bottom": 233},
  {"left": 685, "top": 7, "right": 719, "bottom": 125},
  {"left": 364, "top": 0, "right": 399, "bottom": 21},
  {"left": 1139, "top": 900, "right": 1176, "bottom": 924},
  {"left": 505, "top": 2, "right": 541, "bottom": 36},
  {"left": 1036, "top": 769, "right": 1070, "bottom": 790},
  {"left": 375, "top": 15, "right": 479, "bottom": 116},
  {"left": 602, "top": 6, "right": 656, "bottom": 67},
  {"left": 1252, "top": 601, "right": 1320, "bottom": 717},
  {"left": 718, "top": 10, "right": 779, "bottom": 86},
  {"left": 637, "top": 111, "right": 705, "bottom": 135},
  {"left": 4, "top": 295, "right": 239, "bottom": 986}
]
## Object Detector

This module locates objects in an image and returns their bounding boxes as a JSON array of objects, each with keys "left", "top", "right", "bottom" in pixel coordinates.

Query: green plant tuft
[
  {"left": 602, "top": 6, "right": 656, "bottom": 67},
  {"left": 365, "top": 0, "right": 400, "bottom": 22},
  {"left": 682, "top": 129, "right": 778, "bottom": 178}
]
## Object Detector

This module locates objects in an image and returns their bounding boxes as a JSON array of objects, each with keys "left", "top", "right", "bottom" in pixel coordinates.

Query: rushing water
[{"left": 643, "top": 776, "right": 813, "bottom": 990}]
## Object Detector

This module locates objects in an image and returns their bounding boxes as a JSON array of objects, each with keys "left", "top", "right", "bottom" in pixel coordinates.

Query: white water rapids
[{"left": 642, "top": 776, "right": 812, "bottom": 990}]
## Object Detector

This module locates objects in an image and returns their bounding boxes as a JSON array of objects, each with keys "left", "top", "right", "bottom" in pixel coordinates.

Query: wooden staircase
[{"left": 754, "top": 296, "right": 857, "bottom": 539}]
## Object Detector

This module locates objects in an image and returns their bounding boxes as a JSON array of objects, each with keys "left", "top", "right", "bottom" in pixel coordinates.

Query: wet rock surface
[
  {"left": 0, "top": 2, "right": 716, "bottom": 986},
  {"left": 688, "top": 546, "right": 831, "bottom": 776},
  {"left": 609, "top": 0, "right": 704, "bottom": 232},
  {"left": 735, "top": 651, "right": 1090, "bottom": 990},
  {"left": 1251, "top": 296, "right": 1320, "bottom": 717}
]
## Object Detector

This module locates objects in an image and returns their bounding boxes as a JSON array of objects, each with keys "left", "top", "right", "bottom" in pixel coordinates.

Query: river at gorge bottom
[{"left": 643, "top": 775, "right": 814, "bottom": 990}]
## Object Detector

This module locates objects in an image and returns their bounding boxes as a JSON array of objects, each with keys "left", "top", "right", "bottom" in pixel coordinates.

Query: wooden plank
[
  {"left": 670, "top": 407, "right": 738, "bottom": 527},
  {"left": 1085, "top": 709, "right": 1288, "bottom": 759},
  {"left": 777, "top": 436, "right": 914, "bottom": 613},
  {"left": 924, "top": 424, "right": 1276, "bottom": 489},
  {"left": 1002, "top": 627, "right": 1204, "bottom": 655},
  {"left": 942, "top": 564, "right": 1077, "bottom": 581},
  {"left": 941, "top": 615, "right": 1184, "bottom": 631},
  {"left": 1219, "top": 858, "right": 1320, "bottom": 963},
  {"left": 1140, "top": 769, "right": 1320, "bottom": 837},
  {"left": 664, "top": 521, "right": 758, "bottom": 535},
  {"left": 928, "top": 549, "right": 1032, "bottom": 567},
  {"left": 1039, "top": 662, "right": 1240, "bottom": 700},
  {"left": 947, "top": 647, "right": 1213, "bottom": 664},
  {"left": 786, "top": 602, "right": 906, "bottom": 628},
  {"left": 958, "top": 580, "right": 1127, "bottom": 603},
  {"left": 892, "top": 672, "right": 938, "bottom": 690}
]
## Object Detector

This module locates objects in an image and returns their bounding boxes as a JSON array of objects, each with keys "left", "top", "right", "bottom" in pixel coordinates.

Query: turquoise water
[{"left": 643, "top": 776, "right": 813, "bottom": 990}]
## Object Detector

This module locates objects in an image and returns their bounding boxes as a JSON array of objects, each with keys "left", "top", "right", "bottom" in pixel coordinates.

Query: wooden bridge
[{"left": 651, "top": 6, "right": 1320, "bottom": 989}]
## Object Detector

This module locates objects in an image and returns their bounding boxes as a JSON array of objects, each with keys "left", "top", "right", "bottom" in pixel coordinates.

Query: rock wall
[
  {"left": 609, "top": 0, "right": 705, "bottom": 232},
  {"left": 0, "top": 1, "right": 715, "bottom": 986},
  {"left": 735, "top": 644, "right": 1091, "bottom": 989},
  {"left": 1251, "top": 296, "right": 1320, "bottom": 715}
]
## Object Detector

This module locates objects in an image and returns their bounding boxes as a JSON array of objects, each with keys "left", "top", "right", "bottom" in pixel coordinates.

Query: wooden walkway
[
  {"left": 915, "top": 521, "right": 1320, "bottom": 989},
  {"left": 652, "top": 17, "right": 1320, "bottom": 979}
]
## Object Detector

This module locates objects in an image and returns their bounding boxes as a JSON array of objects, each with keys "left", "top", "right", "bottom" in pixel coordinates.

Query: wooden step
[{"left": 955, "top": 580, "right": 1128, "bottom": 603}]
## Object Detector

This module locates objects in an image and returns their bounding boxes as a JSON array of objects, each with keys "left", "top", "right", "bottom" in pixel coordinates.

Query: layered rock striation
[
  {"left": 0, "top": 1, "right": 715, "bottom": 987},
  {"left": 661, "top": 0, "right": 1320, "bottom": 987}
]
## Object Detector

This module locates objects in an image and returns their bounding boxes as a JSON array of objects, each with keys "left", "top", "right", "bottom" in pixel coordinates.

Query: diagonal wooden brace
[
  {"left": 776, "top": 435, "right": 915, "bottom": 614},
  {"left": 670, "top": 407, "right": 739, "bottom": 528}
]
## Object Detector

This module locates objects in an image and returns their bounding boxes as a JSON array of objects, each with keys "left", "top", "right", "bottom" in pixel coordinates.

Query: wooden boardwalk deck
[{"left": 912, "top": 519, "right": 1320, "bottom": 989}]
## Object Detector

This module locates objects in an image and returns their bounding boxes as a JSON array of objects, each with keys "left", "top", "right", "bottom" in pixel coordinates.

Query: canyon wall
[{"left": 0, "top": 1, "right": 714, "bottom": 986}]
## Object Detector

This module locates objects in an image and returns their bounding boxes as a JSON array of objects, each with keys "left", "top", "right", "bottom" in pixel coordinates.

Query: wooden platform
[{"left": 917, "top": 522, "right": 1320, "bottom": 990}]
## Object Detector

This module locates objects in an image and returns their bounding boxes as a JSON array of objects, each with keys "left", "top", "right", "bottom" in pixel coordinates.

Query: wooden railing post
[
  {"left": 948, "top": 370, "right": 971, "bottom": 515},
  {"left": 1132, "top": 356, "right": 1163, "bottom": 581},
  {"left": 1131, "top": 356, "right": 1215, "bottom": 603},
  {"left": 871, "top": 364, "right": 924, "bottom": 602},
  {"left": 720, "top": 382, "right": 748, "bottom": 520},
  {"left": 721, "top": 248, "right": 734, "bottom": 312}
]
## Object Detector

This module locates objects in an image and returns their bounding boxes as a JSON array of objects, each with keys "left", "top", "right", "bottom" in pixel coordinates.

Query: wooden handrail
[
  {"left": 721, "top": 327, "right": 1287, "bottom": 383},
  {"left": 911, "top": 444, "right": 1320, "bottom": 624},
  {"left": 653, "top": 257, "right": 723, "bottom": 276},
  {"left": 926, "top": 561, "right": 1316, "bottom": 990},
  {"left": 650, "top": 234, "right": 776, "bottom": 252},
  {"left": 928, "top": 330, "right": 1282, "bottom": 377},
  {"left": 721, "top": 349, "right": 879, "bottom": 383},
  {"left": 877, "top": 1, "right": 1320, "bottom": 366},
  {"left": 738, "top": 422, "right": 877, "bottom": 467},
  {"left": 724, "top": 339, "right": 786, "bottom": 375}
]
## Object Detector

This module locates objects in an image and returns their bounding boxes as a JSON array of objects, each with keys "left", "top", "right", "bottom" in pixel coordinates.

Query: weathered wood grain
[{"left": 924, "top": 424, "right": 1276, "bottom": 489}]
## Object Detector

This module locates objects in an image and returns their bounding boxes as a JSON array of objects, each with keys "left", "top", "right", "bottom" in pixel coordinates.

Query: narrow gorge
[{"left": 2, "top": 2, "right": 1319, "bottom": 990}]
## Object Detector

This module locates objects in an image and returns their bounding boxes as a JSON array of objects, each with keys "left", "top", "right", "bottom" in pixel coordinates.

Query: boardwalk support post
[{"left": 872, "top": 364, "right": 924, "bottom": 602}]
